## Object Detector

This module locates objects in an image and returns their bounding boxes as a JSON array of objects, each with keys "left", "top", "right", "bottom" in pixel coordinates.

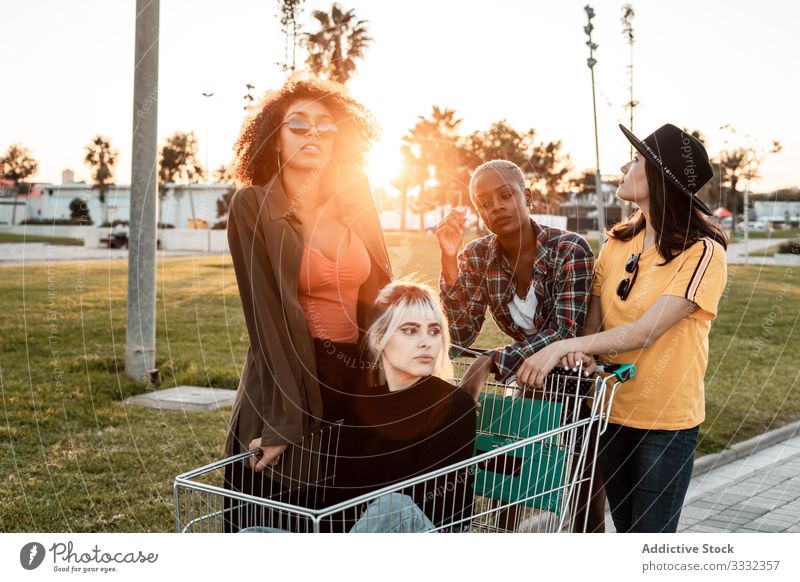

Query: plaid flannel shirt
[{"left": 439, "top": 219, "right": 594, "bottom": 381}]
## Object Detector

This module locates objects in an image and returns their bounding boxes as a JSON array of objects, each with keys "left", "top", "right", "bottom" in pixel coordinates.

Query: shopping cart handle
[
  {"left": 449, "top": 345, "right": 490, "bottom": 359},
  {"left": 595, "top": 362, "right": 636, "bottom": 383}
]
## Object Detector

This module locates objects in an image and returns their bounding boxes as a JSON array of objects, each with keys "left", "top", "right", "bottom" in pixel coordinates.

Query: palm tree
[
  {"left": 390, "top": 145, "right": 426, "bottom": 232},
  {"left": 2, "top": 143, "right": 39, "bottom": 225},
  {"left": 159, "top": 131, "right": 205, "bottom": 226},
  {"left": 84, "top": 135, "right": 118, "bottom": 224},
  {"left": 304, "top": 3, "right": 372, "bottom": 84},
  {"left": 402, "top": 106, "right": 466, "bottom": 224}
]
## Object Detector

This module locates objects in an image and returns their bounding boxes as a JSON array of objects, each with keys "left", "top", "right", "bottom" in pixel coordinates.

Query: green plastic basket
[{"left": 473, "top": 392, "right": 566, "bottom": 514}]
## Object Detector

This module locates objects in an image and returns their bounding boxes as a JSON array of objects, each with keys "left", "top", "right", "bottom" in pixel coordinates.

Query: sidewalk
[
  {"left": 0, "top": 242, "right": 217, "bottom": 265},
  {"left": 726, "top": 237, "right": 792, "bottom": 265},
  {"left": 679, "top": 432, "right": 800, "bottom": 532}
]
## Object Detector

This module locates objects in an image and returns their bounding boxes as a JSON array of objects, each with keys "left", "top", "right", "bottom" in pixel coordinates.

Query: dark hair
[
  {"left": 232, "top": 73, "right": 378, "bottom": 188},
  {"left": 608, "top": 161, "right": 728, "bottom": 264}
]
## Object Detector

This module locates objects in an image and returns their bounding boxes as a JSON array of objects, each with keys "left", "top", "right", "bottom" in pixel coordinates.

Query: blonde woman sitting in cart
[
  {"left": 338, "top": 279, "right": 477, "bottom": 531},
  {"left": 244, "top": 279, "right": 476, "bottom": 533}
]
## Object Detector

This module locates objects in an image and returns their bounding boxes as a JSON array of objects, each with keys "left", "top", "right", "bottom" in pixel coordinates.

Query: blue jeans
[
  {"left": 240, "top": 493, "right": 435, "bottom": 534},
  {"left": 597, "top": 423, "right": 698, "bottom": 533}
]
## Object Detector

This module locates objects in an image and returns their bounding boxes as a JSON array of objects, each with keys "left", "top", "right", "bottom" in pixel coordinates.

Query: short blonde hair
[
  {"left": 366, "top": 278, "right": 453, "bottom": 380},
  {"left": 469, "top": 159, "right": 526, "bottom": 198}
]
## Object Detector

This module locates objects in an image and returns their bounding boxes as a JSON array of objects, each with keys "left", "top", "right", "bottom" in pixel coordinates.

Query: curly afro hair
[{"left": 231, "top": 72, "right": 379, "bottom": 188}]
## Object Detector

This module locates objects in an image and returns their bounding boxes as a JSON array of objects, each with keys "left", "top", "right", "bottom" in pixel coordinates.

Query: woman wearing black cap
[{"left": 513, "top": 123, "right": 728, "bottom": 533}]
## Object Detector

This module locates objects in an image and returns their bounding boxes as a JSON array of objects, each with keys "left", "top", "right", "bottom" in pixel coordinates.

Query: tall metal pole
[
  {"left": 126, "top": 0, "right": 159, "bottom": 383},
  {"left": 585, "top": 5, "right": 604, "bottom": 249},
  {"left": 621, "top": 4, "right": 637, "bottom": 220}
]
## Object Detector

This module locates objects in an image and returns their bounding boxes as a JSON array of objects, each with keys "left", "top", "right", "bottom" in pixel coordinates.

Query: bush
[
  {"left": 99, "top": 220, "right": 174, "bottom": 229},
  {"left": 211, "top": 219, "right": 227, "bottom": 230},
  {"left": 100, "top": 220, "right": 130, "bottom": 228},
  {"left": 20, "top": 217, "right": 93, "bottom": 226},
  {"left": 777, "top": 240, "right": 800, "bottom": 255},
  {"left": 69, "top": 197, "right": 92, "bottom": 223}
]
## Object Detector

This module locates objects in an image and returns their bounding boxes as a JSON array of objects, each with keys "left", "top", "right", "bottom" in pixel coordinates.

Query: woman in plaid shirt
[
  {"left": 437, "top": 160, "right": 594, "bottom": 395},
  {"left": 436, "top": 159, "right": 602, "bottom": 531}
]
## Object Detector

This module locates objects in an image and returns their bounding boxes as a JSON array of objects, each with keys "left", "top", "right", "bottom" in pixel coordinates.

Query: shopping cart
[{"left": 174, "top": 351, "right": 635, "bottom": 533}]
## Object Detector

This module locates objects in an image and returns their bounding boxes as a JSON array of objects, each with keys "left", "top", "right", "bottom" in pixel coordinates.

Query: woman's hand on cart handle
[
  {"left": 516, "top": 341, "right": 569, "bottom": 388},
  {"left": 248, "top": 438, "right": 288, "bottom": 472},
  {"left": 559, "top": 351, "right": 596, "bottom": 375}
]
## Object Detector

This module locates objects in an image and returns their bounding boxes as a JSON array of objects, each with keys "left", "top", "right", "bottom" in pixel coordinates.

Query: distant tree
[
  {"left": 216, "top": 186, "right": 236, "bottom": 219},
  {"left": 2, "top": 143, "right": 38, "bottom": 190},
  {"left": 2, "top": 143, "right": 39, "bottom": 225},
  {"left": 714, "top": 126, "right": 782, "bottom": 220},
  {"left": 304, "top": 3, "right": 372, "bottom": 84},
  {"left": 527, "top": 139, "right": 573, "bottom": 209},
  {"left": 276, "top": 0, "right": 306, "bottom": 73},
  {"left": 69, "top": 197, "right": 92, "bottom": 224},
  {"left": 212, "top": 164, "right": 233, "bottom": 184},
  {"left": 464, "top": 120, "right": 573, "bottom": 209},
  {"left": 159, "top": 131, "right": 204, "bottom": 186},
  {"left": 463, "top": 120, "right": 536, "bottom": 169},
  {"left": 159, "top": 131, "right": 205, "bottom": 226},
  {"left": 84, "top": 135, "right": 118, "bottom": 224},
  {"left": 390, "top": 145, "right": 428, "bottom": 232}
]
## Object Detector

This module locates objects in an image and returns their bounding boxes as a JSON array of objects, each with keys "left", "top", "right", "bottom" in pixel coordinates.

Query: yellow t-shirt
[{"left": 592, "top": 231, "right": 727, "bottom": 430}]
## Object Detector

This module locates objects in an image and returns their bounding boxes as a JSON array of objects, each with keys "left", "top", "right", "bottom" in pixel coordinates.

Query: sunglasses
[
  {"left": 281, "top": 117, "right": 339, "bottom": 139},
  {"left": 616, "top": 253, "right": 640, "bottom": 301}
]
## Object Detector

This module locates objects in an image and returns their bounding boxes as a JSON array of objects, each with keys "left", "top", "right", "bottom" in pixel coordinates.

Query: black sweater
[{"left": 338, "top": 375, "right": 476, "bottom": 528}]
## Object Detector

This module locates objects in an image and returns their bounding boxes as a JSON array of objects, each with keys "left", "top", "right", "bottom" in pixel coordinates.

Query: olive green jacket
[{"left": 225, "top": 172, "right": 392, "bottom": 455}]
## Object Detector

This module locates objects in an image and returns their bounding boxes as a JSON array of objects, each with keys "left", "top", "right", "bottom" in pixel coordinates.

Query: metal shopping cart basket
[{"left": 174, "top": 351, "right": 634, "bottom": 533}]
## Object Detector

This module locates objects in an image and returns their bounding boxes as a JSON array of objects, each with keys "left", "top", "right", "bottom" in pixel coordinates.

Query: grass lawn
[
  {"left": 738, "top": 228, "right": 800, "bottom": 240},
  {"left": 748, "top": 244, "right": 782, "bottom": 257},
  {"left": 1, "top": 232, "right": 798, "bottom": 531},
  {"left": 0, "top": 232, "right": 83, "bottom": 245}
]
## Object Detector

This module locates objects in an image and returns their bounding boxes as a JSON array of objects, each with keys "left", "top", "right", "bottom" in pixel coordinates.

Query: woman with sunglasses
[
  {"left": 222, "top": 74, "right": 392, "bottom": 530},
  {"left": 514, "top": 124, "right": 728, "bottom": 533}
]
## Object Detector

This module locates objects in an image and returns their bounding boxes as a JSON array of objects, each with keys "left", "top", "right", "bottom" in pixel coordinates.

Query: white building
[
  {"left": 15, "top": 182, "right": 234, "bottom": 228},
  {"left": 753, "top": 200, "right": 800, "bottom": 226}
]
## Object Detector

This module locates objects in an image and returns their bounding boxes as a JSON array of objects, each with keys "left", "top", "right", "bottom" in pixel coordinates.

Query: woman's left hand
[{"left": 516, "top": 342, "right": 567, "bottom": 388}]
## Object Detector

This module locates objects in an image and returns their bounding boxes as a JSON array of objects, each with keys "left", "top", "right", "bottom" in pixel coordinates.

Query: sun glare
[{"left": 365, "top": 138, "right": 402, "bottom": 195}]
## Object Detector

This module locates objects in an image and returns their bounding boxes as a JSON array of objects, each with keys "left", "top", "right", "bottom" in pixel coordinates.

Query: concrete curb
[{"left": 693, "top": 419, "right": 800, "bottom": 477}]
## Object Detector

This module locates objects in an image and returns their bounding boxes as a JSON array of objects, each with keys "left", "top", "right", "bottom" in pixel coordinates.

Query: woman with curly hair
[{"left": 222, "top": 74, "right": 392, "bottom": 529}]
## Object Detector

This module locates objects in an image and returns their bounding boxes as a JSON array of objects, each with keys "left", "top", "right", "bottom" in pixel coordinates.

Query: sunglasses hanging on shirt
[{"left": 616, "top": 253, "right": 640, "bottom": 301}]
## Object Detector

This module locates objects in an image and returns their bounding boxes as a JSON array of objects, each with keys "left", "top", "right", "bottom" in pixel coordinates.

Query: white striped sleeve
[{"left": 665, "top": 238, "right": 727, "bottom": 320}]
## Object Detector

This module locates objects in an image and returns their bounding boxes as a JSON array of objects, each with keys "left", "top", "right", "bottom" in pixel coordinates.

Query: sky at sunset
[{"left": 3, "top": 0, "right": 799, "bottom": 194}]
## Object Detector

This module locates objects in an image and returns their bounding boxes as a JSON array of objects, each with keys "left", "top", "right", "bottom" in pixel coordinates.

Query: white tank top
[{"left": 507, "top": 281, "right": 538, "bottom": 335}]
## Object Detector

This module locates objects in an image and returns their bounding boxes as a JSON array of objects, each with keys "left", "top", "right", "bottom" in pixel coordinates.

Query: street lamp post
[
  {"left": 584, "top": 5, "right": 605, "bottom": 250},
  {"left": 197, "top": 91, "right": 214, "bottom": 229},
  {"left": 202, "top": 91, "right": 214, "bottom": 176}
]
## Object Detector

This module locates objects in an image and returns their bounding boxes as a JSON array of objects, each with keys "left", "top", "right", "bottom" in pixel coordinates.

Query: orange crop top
[{"left": 297, "top": 230, "right": 372, "bottom": 343}]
